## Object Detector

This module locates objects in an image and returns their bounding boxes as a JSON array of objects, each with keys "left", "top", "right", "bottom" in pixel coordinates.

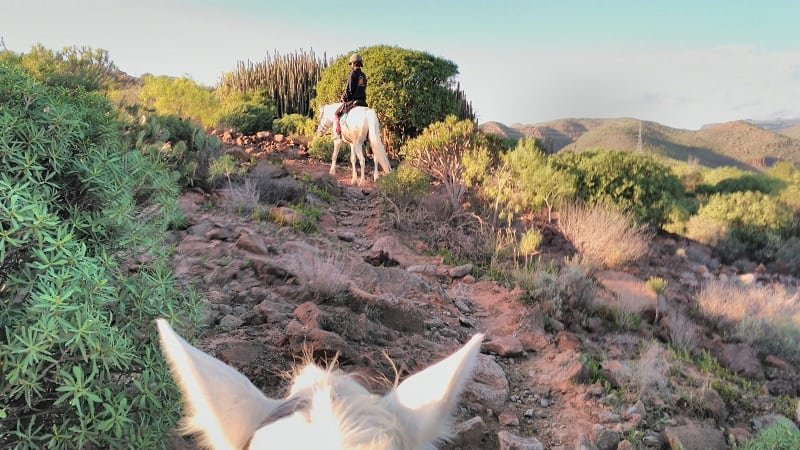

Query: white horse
[
  {"left": 157, "top": 319, "right": 482, "bottom": 450},
  {"left": 316, "top": 103, "right": 392, "bottom": 185}
]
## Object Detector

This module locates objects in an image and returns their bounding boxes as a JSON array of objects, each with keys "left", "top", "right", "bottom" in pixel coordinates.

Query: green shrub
[
  {"left": 742, "top": 416, "right": 800, "bottom": 449},
  {"left": 515, "top": 260, "right": 596, "bottom": 320},
  {"left": 484, "top": 137, "right": 577, "bottom": 223},
  {"left": 308, "top": 134, "right": 350, "bottom": 162},
  {"left": 134, "top": 114, "right": 220, "bottom": 189},
  {"left": 376, "top": 164, "right": 430, "bottom": 211},
  {"left": 0, "top": 63, "right": 201, "bottom": 448},
  {"left": 217, "top": 89, "right": 276, "bottom": 135},
  {"left": 695, "top": 169, "right": 784, "bottom": 195},
  {"left": 273, "top": 113, "right": 316, "bottom": 137},
  {"left": 401, "top": 115, "right": 490, "bottom": 212},
  {"left": 139, "top": 75, "right": 219, "bottom": 127},
  {"left": 12, "top": 44, "right": 120, "bottom": 92},
  {"left": 697, "top": 191, "right": 792, "bottom": 262},
  {"left": 550, "top": 149, "right": 685, "bottom": 226}
]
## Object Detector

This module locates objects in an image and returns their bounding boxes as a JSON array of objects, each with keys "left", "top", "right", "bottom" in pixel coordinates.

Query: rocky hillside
[
  {"left": 167, "top": 134, "right": 800, "bottom": 450},
  {"left": 481, "top": 118, "right": 800, "bottom": 169}
]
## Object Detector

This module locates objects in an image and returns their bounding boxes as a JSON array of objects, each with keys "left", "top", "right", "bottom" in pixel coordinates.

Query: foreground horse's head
[
  {"left": 157, "top": 319, "right": 483, "bottom": 450},
  {"left": 315, "top": 103, "right": 337, "bottom": 136}
]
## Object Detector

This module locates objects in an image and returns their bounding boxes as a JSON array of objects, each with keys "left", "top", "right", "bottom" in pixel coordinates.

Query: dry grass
[
  {"left": 624, "top": 341, "right": 673, "bottom": 401},
  {"left": 697, "top": 280, "right": 800, "bottom": 363},
  {"left": 558, "top": 203, "right": 653, "bottom": 269},
  {"left": 286, "top": 251, "right": 354, "bottom": 300},
  {"left": 697, "top": 280, "right": 800, "bottom": 325},
  {"left": 667, "top": 310, "right": 699, "bottom": 353},
  {"left": 225, "top": 178, "right": 260, "bottom": 214}
]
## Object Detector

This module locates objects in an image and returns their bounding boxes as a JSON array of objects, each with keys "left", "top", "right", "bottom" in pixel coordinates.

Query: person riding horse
[{"left": 335, "top": 53, "right": 368, "bottom": 138}]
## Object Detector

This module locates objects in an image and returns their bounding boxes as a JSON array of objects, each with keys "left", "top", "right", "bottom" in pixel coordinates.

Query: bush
[
  {"left": 514, "top": 259, "right": 596, "bottom": 320},
  {"left": 485, "top": 137, "right": 577, "bottom": 223},
  {"left": 217, "top": 89, "right": 276, "bottom": 135},
  {"left": 0, "top": 63, "right": 201, "bottom": 448},
  {"left": 696, "top": 191, "right": 792, "bottom": 262},
  {"left": 12, "top": 44, "right": 120, "bottom": 91},
  {"left": 139, "top": 75, "right": 220, "bottom": 127},
  {"left": 550, "top": 150, "right": 685, "bottom": 226},
  {"left": 743, "top": 416, "right": 800, "bottom": 449},
  {"left": 308, "top": 134, "right": 350, "bottom": 162},
  {"left": 401, "top": 115, "right": 490, "bottom": 213},
  {"left": 273, "top": 113, "right": 316, "bottom": 137},
  {"left": 134, "top": 114, "right": 219, "bottom": 189},
  {"left": 559, "top": 203, "right": 653, "bottom": 269},
  {"left": 377, "top": 164, "right": 430, "bottom": 212},
  {"left": 695, "top": 166, "right": 784, "bottom": 195}
]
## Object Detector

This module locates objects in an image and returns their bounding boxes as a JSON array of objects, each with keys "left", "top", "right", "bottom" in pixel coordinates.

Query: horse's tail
[{"left": 366, "top": 110, "right": 392, "bottom": 175}]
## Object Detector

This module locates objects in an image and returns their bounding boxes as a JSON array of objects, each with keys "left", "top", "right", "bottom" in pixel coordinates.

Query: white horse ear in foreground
[{"left": 157, "top": 318, "right": 483, "bottom": 450}]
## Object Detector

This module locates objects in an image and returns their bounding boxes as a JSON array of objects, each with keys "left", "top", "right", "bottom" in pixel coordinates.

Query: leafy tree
[
  {"left": 12, "top": 44, "right": 120, "bottom": 91},
  {"left": 485, "top": 137, "right": 577, "bottom": 223},
  {"left": 401, "top": 115, "right": 490, "bottom": 213},
  {"left": 0, "top": 61, "right": 201, "bottom": 448},
  {"left": 313, "top": 45, "right": 474, "bottom": 152},
  {"left": 550, "top": 149, "right": 685, "bottom": 226},
  {"left": 139, "top": 75, "right": 220, "bottom": 128}
]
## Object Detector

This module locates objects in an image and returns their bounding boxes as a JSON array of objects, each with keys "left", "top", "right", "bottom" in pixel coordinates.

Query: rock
[
  {"left": 719, "top": 343, "right": 765, "bottom": 380},
  {"left": 218, "top": 314, "right": 244, "bottom": 330},
  {"left": 548, "top": 318, "right": 565, "bottom": 332},
  {"left": 575, "top": 434, "right": 598, "bottom": 450},
  {"left": 555, "top": 331, "right": 581, "bottom": 351},
  {"left": 236, "top": 232, "right": 269, "bottom": 255},
  {"left": 497, "top": 431, "right": 543, "bottom": 450},
  {"left": 463, "top": 354, "right": 510, "bottom": 411},
  {"left": 518, "top": 329, "right": 550, "bottom": 351},
  {"left": 283, "top": 320, "right": 355, "bottom": 362},
  {"left": 449, "top": 263, "right": 473, "bottom": 278},
  {"left": 271, "top": 206, "right": 304, "bottom": 226},
  {"left": 218, "top": 341, "right": 267, "bottom": 367},
  {"left": 255, "top": 131, "right": 271, "bottom": 140},
  {"left": 765, "top": 379, "right": 794, "bottom": 396},
  {"left": 499, "top": 410, "right": 520, "bottom": 426},
  {"left": 563, "top": 360, "right": 589, "bottom": 384},
  {"left": 448, "top": 416, "right": 488, "bottom": 450},
  {"left": 318, "top": 213, "right": 337, "bottom": 228},
  {"left": 369, "top": 235, "right": 441, "bottom": 268},
  {"left": 663, "top": 424, "right": 727, "bottom": 450},
  {"left": 692, "top": 387, "right": 728, "bottom": 422},
  {"left": 597, "top": 411, "right": 621, "bottom": 424},
  {"left": 273, "top": 133, "right": 285, "bottom": 143},
  {"left": 585, "top": 317, "right": 604, "bottom": 333},
  {"left": 205, "top": 225, "right": 236, "bottom": 241},
  {"left": 337, "top": 231, "right": 356, "bottom": 242},
  {"left": 407, "top": 264, "right": 440, "bottom": 275},
  {"left": 594, "top": 429, "right": 620, "bottom": 450},
  {"left": 616, "top": 440, "right": 634, "bottom": 450},
  {"left": 454, "top": 299, "right": 472, "bottom": 314},
  {"left": 462, "top": 274, "right": 477, "bottom": 284},
  {"left": 765, "top": 355, "right": 794, "bottom": 372},
  {"left": 726, "top": 427, "right": 752, "bottom": 448},
  {"left": 485, "top": 336, "right": 524, "bottom": 357}
]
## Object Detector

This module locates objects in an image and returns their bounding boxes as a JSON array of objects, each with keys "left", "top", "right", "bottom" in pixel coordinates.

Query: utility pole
[{"left": 637, "top": 120, "right": 643, "bottom": 152}]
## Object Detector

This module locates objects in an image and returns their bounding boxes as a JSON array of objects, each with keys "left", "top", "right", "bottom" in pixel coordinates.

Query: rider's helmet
[{"left": 349, "top": 53, "right": 363, "bottom": 65}]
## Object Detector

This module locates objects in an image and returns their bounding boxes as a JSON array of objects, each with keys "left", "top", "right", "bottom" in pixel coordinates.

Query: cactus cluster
[{"left": 221, "top": 49, "right": 330, "bottom": 118}]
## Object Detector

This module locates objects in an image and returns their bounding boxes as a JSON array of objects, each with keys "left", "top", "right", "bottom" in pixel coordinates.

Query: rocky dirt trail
[{"left": 168, "top": 142, "right": 800, "bottom": 450}]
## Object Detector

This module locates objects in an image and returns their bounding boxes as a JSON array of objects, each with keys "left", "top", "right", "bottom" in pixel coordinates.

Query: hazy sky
[{"left": 3, "top": 0, "right": 800, "bottom": 129}]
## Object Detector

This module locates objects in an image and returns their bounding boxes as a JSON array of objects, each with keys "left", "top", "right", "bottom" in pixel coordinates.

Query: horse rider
[{"left": 335, "top": 53, "right": 368, "bottom": 138}]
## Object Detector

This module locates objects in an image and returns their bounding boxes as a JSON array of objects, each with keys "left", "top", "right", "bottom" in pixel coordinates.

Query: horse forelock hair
[{"left": 248, "top": 361, "right": 419, "bottom": 450}]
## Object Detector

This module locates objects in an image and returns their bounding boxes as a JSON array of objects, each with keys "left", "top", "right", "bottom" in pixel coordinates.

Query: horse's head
[
  {"left": 315, "top": 103, "right": 337, "bottom": 136},
  {"left": 157, "top": 319, "right": 483, "bottom": 450}
]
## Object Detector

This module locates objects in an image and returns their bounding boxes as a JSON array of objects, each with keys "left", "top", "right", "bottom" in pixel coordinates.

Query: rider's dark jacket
[{"left": 341, "top": 67, "right": 367, "bottom": 107}]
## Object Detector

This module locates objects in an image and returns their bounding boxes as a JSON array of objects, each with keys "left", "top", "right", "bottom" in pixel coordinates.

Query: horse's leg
[
  {"left": 355, "top": 139, "right": 367, "bottom": 186},
  {"left": 350, "top": 141, "right": 359, "bottom": 185},
  {"left": 330, "top": 137, "right": 340, "bottom": 175}
]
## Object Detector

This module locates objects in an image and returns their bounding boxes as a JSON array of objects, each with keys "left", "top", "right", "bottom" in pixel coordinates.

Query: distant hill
[
  {"left": 480, "top": 118, "right": 800, "bottom": 170},
  {"left": 780, "top": 124, "right": 800, "bottom": 140}
]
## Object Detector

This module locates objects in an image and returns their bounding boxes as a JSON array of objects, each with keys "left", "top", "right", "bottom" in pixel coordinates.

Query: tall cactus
[{"left": 221, "top": 49, "right": 330, "bottom": 118}]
